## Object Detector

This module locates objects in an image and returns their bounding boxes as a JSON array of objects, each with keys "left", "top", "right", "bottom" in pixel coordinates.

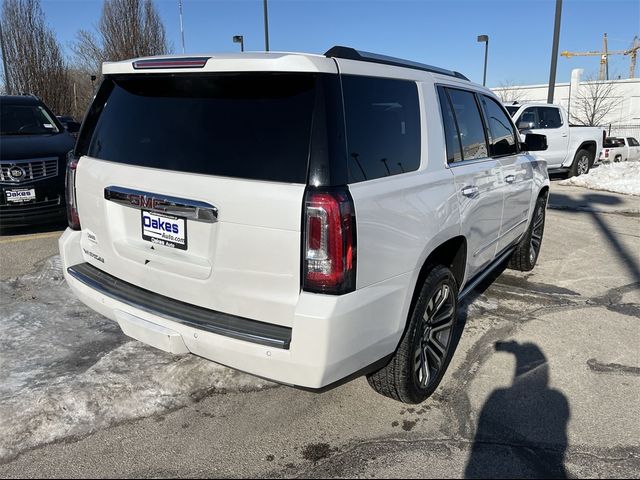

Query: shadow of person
[{"left": 465, "top": 341, "right": 570, "bottom": 479}]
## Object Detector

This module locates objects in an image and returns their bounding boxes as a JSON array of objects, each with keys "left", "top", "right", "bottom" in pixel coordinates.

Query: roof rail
[{"left": 324, "top": 46, "right": 469, "bottom": 81}]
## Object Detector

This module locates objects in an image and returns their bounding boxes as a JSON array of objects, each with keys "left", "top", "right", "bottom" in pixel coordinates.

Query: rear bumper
[{"left": 59, "top": 229, "right": 414, "bottom": 389}]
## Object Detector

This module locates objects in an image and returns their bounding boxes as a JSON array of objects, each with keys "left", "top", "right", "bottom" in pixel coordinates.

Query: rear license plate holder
[{"left": 141, "top": 210, "right": 187, "bottom": 250}]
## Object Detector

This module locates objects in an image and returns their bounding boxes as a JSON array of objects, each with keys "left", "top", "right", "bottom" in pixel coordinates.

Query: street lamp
[
  {"left": 477, "top": 34, "right": 489, "bottom": 87},
  {"left": 233, "top": 35, "right": 244, "bottom": 52}
]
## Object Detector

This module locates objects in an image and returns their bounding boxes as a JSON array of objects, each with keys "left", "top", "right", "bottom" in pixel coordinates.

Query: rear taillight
[
  {"left": 65, "top": 152, "right": 81, "bottom": 230},
  {"left": 302, "top": 188, "right": 356, "bottom": 295},
  {"left": 604, "top": 149, "right": 609, "bottom": 157}
]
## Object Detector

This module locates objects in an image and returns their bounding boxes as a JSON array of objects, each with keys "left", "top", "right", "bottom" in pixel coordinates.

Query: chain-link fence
[{"left": 606, "top": 125, "right": 640, "bottom": 140}]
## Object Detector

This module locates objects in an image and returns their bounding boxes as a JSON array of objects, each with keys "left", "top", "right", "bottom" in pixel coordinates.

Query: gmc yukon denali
[{"left": 60, "top": 47, "right": 550, "bottom": 404}]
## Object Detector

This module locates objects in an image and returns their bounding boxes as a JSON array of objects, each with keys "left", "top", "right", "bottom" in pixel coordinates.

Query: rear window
[
  {"left": 77, "top": 73, "right": 318, "bottom": 183},
  {"left": 604, "top": 137, "right": 620, "bottom": 147}
]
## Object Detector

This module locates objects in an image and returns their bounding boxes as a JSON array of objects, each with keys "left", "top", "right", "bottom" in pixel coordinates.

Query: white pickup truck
[
  {"left": 599, "top": 136, "right": 640, "bottom": 163},
  {"left": 505, "top": 103, "right": 605, "bottom": 177}
]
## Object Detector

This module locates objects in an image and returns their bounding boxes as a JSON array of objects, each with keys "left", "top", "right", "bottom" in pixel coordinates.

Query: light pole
[
  {"left": 178, "top": 0, "right": 185, "bottom": 54},
  {"left": 477, "top": 35, "right": 489, "bottom": 87},
  {"left": 547, "top": 0, "right": 563, "bottom": 103},
  {"left": 263, "top": 0, "right": 270, "bottom": 51},
  {"left": 233, "top": 35, "right": 244, "bottom": 52}
]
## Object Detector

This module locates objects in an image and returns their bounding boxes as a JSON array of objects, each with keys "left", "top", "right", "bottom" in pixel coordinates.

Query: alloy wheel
[
  {"left": 414, "top": 283, "right": 455, "bottom": 389},
  {"left": 530, "top": 203, "right": 545, "bottom": 264},
  {"left": 578, "top": 155, "right": 589, "bottom": 175}
]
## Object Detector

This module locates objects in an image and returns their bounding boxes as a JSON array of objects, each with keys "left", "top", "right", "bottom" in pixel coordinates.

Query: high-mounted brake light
[
  {"left": 65, "top": 152, "right": 81, "bottom": 230},
  {"left": 132, "top": 57, "right": 210, "bottom": 70},
  {"left": 302, "top": 188, "right": 356, "bottom": 295}
]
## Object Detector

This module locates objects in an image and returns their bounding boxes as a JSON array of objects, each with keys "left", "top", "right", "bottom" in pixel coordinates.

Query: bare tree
[
  {"left": 0, "top": 0, "right": 72, "bottom": 113},
  {"left": 73, "top": 0, "right": 170, "bottom": 74},
  {"left": 493, "top": 80, "right": 531, "bottom": 104},
  {"left": 569, "top": 75, "right": 624, "bottom": 126}
]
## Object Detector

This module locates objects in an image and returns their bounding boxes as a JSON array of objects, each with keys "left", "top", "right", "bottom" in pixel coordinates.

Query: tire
[
  {"left": 508, "top": 194, "right": 547, "bottom": 272},
  {"left": 569, "top": 148, "right": 592, "bottom": 177},
  {"left": 367, "top": 265, "right": 459, "bottom": 404},
  {"left": 614, "top": 155, "right": 622, "bottom": 163}
]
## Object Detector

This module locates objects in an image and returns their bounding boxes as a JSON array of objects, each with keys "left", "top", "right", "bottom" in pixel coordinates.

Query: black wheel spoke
[
  {"left": 426, "top": 343, "right": 443, "bottom": 369},
  {"left": 430, "top": 304, "right": 454, "bottom": 327}
]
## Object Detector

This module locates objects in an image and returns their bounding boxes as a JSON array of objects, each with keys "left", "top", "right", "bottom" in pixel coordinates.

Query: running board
[{"left": 458, "top": 247, "right": 515, "bottom": 301}]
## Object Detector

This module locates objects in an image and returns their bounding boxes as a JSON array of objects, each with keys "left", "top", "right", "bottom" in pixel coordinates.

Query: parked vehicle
[
  {"left": 599, "top": 136, "right": 640, "bottom": 162},
  {"left": 60, "top": 47, "right": 549, "bottom": 404},
  {"left": 56, "top": 115, "right": 82, "bottom": 138},
  {"left": 505, "top": 102, "right": 604, "bottom": 177},
  {"left": 0, "top": 95, "right": 75, "bottom": 228}
]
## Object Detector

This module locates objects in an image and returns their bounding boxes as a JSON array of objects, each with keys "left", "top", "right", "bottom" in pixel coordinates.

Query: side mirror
[
  {"left": 518, "top": 120, "right": 535, "bottom": 130},
  {"left": 521, "top": 133, "right": 547, "bottom": 151}
]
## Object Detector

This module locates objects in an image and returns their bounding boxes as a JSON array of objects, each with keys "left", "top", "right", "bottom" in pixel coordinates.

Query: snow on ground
[
  {"left": 559, "top": 161, "right": 640, "bottom": 196},
  {"left": 0, "top": 256, "right": 273, "bottom": 461}
]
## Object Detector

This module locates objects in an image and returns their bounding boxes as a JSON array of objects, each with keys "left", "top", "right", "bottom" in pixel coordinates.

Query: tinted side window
[
  {"left": 446, "top": 88, "right": 488, "bottom": 161},
  {"left": 437, "top": 86, "right": 462, "bottom": 163},
  {"left": 519, "top": 107, "right": 538, "bottom": 128},
  {"left": 342, "top": 75, "right": 421, "bottom": 182},
  {"left": 619, "top": 138, "right": 627, "bottom": 146},
  {"left": 480, "top": 95, "right": 517, "bottom": 157},
  {"left": 538, "top": 107, "right": 562, "bottom": 128},
  {"left": 627, "top": 137, "right": 639, "bottom": 146}
]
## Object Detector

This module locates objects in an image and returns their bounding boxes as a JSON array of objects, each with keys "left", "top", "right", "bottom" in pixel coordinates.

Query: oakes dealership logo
[{"left": 142, "top": 214, "right": 180, "bottom": 234}]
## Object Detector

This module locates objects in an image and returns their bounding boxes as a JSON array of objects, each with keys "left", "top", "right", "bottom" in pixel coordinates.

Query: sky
[{"left": 39, "top": 0, "right": 640, "bottom": 87}]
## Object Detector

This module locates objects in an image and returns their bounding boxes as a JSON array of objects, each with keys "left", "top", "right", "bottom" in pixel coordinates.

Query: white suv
[{"left": 60, "top": 47, "right": 550, "bottom": 404}]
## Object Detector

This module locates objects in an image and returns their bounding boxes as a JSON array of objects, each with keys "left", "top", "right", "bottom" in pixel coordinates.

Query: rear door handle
[
  {"left": 462, "top": 186, "right": 479, "bottom": 197},
  {"left": 505, "top": 174, "right": 516, "bottom": 183}
]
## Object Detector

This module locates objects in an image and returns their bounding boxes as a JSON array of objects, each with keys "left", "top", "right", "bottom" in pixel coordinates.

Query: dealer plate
[
  {"left": 141, "top": 210, "right": 187, "bottom": 250},
  {"left": 5, "top": 188, "right": 36, "bottom": 204}
]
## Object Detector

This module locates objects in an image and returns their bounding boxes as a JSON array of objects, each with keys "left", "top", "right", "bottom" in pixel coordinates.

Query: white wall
[{"left": 492, "top": 78, "right": 640, "bottom": 126}]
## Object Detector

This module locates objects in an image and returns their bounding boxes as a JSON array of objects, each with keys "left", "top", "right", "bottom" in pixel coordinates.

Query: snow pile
[
  {"left": 0, "top": 256, "right": 273, "bottom": 461},
  {"left": 559, "top": 162, "right": 640, "bottom": 196}
]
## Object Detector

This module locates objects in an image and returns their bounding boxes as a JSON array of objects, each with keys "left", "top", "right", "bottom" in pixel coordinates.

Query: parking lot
[{"left": 0, "top": 182, "right": 638, "bottom": 478}]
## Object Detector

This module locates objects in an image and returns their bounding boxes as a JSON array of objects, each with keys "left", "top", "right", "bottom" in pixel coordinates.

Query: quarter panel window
[
  {"left": 480, "top": 95, "right": 517, "bottom": 157},
  {"left": 446, "top": 88, "right": 488, "bottom": 161},
  {"left": 437, "top": 86, "right": 463, "bottom": 163},
  {"left": 342, "top": 75, "right": 421, "bottom": 182}
]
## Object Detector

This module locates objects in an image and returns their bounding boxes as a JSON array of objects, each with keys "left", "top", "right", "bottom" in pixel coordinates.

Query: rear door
[
  {"left": 73, "top": 72, "right": 333, "bottom": 327},
  {"left": 438, "top": 86, "right": 504, "bottom": 279},
  {"left": 478, "top": 94, "right": 533, "bottom": 253}
]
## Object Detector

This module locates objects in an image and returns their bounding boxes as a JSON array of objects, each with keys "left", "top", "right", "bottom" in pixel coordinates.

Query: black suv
[{"left": 0, "top": 95, "right": 76, "bottom": 228}]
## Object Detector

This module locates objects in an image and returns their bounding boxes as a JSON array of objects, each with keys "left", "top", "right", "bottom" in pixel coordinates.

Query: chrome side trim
[
  {"left": 104, "top": 186, "right": 218, "bottom": 223},
  {"left": 459, "top": 246, "right": 515, "bottom": 300},
  {"left": 67, "top": 263, "right": 292, "bottom": 350},
  {"left": 499, "top": 217, "right": 528, "bottom": 238}
]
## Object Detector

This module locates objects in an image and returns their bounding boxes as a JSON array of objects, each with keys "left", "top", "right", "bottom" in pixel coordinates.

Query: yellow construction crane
[{"left": 561, "top": 33, "right": 640, "bottom": 80}]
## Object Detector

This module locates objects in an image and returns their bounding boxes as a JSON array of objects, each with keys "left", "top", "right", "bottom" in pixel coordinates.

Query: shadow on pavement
[
  {"left": 464, "top": 342, "right": 570, "bottom": 479},
  {"left": 0, "top": 219, "right": 67, "bottom": 237},
  {"left": 549, "top": 191, "right": 640, "bottom": 283}
]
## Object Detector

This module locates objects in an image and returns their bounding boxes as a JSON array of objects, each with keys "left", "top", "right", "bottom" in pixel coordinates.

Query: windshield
[
  {"left": 1, "top": 104, "right": 61, "bottom": 135},
  {"left": 505, "top": 106, "right": 519, "bottom": 117}
]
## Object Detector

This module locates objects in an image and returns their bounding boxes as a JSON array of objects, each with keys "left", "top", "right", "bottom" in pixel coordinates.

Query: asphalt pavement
[{"left": 0, "top": 182, "right": 638, "bottom": 478}]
